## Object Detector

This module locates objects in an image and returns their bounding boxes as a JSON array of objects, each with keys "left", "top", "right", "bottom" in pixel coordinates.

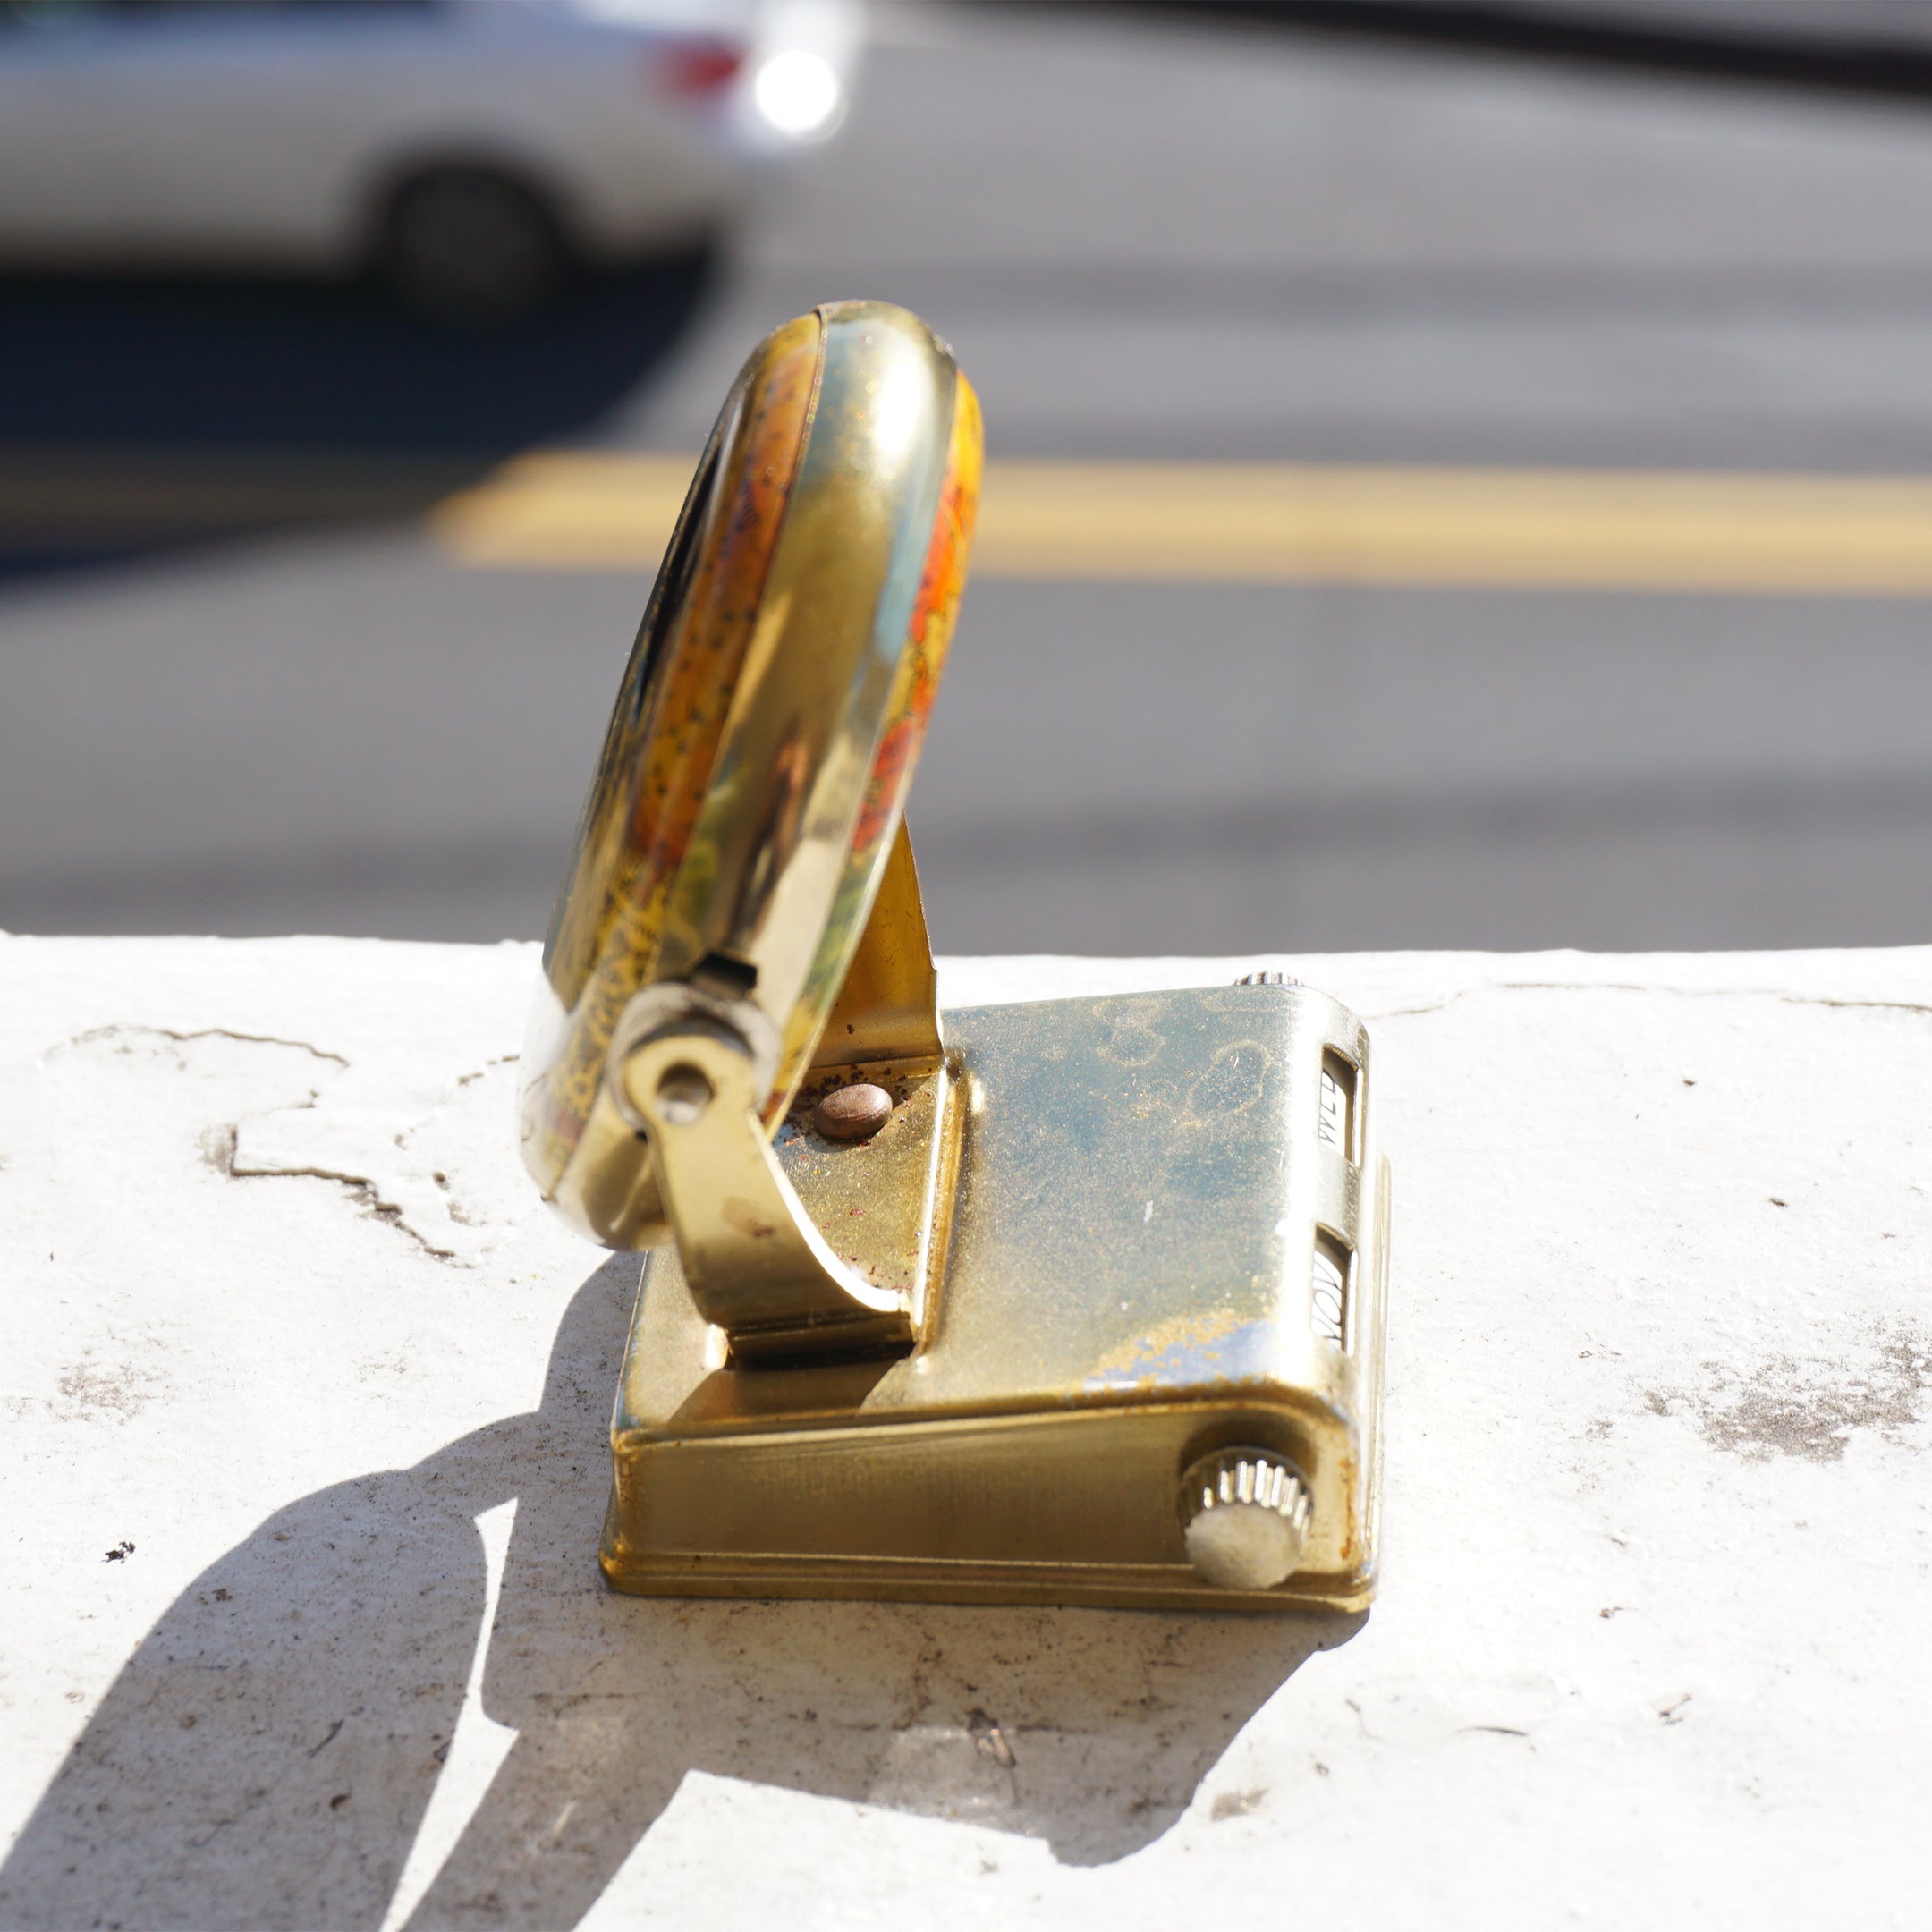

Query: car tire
[{"left": 378, "top": 167, "right": 568, "bottom": 327}]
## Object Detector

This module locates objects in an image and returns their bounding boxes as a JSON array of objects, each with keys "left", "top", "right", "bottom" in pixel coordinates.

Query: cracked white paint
[
  {"left": 222, "top": 1024, "right": 527, "bottom": 1267},
  {"left": 2, "top": 935, "right": 1930, "bottom": 1930}
]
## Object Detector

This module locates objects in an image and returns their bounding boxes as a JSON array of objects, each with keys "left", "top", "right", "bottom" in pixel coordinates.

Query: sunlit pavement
[{"left": 8, "top": 0, "right": 1932, "bottom": 951}]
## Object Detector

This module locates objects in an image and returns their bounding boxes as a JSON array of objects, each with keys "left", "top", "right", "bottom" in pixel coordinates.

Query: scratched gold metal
[
  {"left": 519, "top": 301, "right": 1388, "bottom": 1610},
  {"left": 611, "top": 1030, "right": 951, "bottom": 1361},
  {"left": 604, "top": 987, "right": 1387, "bottom": 1610}
]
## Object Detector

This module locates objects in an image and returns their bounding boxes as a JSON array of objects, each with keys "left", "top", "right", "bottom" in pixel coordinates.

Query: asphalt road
[{"left": 9, "top": 0, "right": 1932, "bottom": 953}]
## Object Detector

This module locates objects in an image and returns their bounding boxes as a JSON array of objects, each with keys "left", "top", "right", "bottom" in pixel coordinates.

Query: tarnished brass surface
[
  {"left": 519, "top": 301, "right": 981, "bottom": 1250},
  {"left": 779, "top": 1054, "right": 962, "bottom": 1336},
  {"left": 603, "top": 985, "right": 1388, "bottom": 1610},
  {"left": 814, "top": 819, "right": 943, "bottom": 1070},
  {"left": 613, "top": 1012, "right": 925, "bottom": 1361},
  {"left": 518, "top": 297, "right": 1389, "bottom": 1608}
]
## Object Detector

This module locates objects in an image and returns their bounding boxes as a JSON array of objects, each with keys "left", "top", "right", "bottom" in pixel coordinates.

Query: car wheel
[{"left": 379, "top": 168, "right": 567, "bottom": 327}]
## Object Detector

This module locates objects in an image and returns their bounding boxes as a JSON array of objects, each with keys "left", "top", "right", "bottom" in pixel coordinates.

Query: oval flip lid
[{"left": 519, "top": 301, "right": 983, "bottom": 1248}]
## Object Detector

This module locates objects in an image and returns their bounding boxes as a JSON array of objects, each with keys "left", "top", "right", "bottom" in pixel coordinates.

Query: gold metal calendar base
[
  {"left": 600, "top": 985, "right": 1388, "bottom": 1613},
  {"left": 516, "top": 304, "right": 1394, "bottom": 1614}
]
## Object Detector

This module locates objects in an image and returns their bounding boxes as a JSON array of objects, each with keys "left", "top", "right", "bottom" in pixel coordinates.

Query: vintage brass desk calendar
[{"left": 519, "top": 300, "right": 1389, "bottom": 1610}]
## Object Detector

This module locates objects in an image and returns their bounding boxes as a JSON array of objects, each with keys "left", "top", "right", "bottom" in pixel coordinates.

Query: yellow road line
[{"left": 428, "top": 451, "right": 1932, "bottom": 597}]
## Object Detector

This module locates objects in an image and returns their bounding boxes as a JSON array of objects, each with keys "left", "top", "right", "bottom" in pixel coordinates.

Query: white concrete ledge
[{"left": 2, "top": 936, "right": 1927, "bottom": 1928}]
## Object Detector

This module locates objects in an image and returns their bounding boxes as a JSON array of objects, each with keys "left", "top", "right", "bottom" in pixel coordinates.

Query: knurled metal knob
[{"left": 1178, "top": 1449, "right": 1312, "bottom": 1590}]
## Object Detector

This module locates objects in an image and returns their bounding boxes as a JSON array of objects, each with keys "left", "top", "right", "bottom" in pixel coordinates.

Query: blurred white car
[{"left": 0, "top": 0, "right": 862, "bottom": 320}]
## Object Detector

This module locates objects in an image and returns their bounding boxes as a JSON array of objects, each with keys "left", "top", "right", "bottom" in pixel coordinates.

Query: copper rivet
[{"left": 813, "top": 1082, "right": 893, "bottom": 1142}]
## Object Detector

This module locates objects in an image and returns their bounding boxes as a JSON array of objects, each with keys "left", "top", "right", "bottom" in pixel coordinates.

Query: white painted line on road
[{"left": 428, "top": 452, "right": 1932, "bottom": 597}]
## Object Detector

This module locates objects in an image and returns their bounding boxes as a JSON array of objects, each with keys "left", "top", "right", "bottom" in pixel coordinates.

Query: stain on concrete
[
  {"left": 1648, "top": 1326, "right": 1932, "bottom": 1462},
  {"left": 56, "top": 1360, "right": 160, "bottom": 1424},
  {"left": 967, "top": 1710, "right": 1016, "bottom": 1768},
  {"left": 1209, "top": 1788, "right": 1267, "bottom": 1821}
]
